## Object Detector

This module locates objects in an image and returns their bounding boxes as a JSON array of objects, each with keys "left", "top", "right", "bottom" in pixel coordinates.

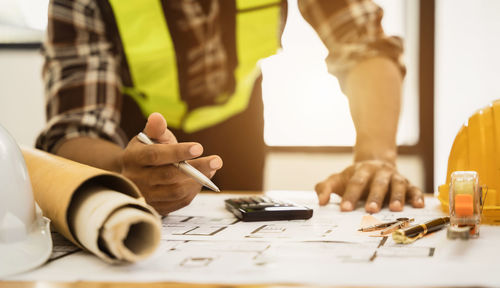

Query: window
[
  {"left": 0, "top": 0, "right": 49, "bottom": 44},
  {"left": 261, "top": 0, "right": 420, "bottom": 147}
]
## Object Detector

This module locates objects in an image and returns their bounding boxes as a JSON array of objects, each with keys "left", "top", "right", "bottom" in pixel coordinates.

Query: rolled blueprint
[
  {"left": 21, "top": 148, "right": 161, "bottom": 263},
  {"left": 70, "top": 186, "right": 161, "bottom": 262}
]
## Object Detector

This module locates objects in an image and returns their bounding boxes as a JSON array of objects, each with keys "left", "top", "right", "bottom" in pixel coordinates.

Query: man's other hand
[{"left": 315, "top": 159, "right": 424, "bottom": 213}]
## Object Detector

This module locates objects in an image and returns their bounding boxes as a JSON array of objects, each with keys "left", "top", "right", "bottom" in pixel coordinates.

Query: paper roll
[
  {"left": 70, "top": 186, "right": 161, "bottom": 263},
  {"left": 22, "top": 148, "right": 161, "bottom": 263}
]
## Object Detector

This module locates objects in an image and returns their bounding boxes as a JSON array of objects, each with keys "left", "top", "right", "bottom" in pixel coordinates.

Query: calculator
[{"left": 224, "top": 196, "right": 313, "bottom": 222}]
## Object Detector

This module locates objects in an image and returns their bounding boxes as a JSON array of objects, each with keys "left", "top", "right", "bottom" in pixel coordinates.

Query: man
[{"left": 37, "top": 0, "right": 424, "bottom": 215}]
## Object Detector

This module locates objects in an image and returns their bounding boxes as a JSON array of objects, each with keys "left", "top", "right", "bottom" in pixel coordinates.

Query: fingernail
[
  {"left": 189, "top": 144, "right": 202, "bottom": 156},
  {"left": 390, "top": 200, "right": 402, "bottom": 211},
  {"left": 209, "top": 158, "right": 222, "bottom": 169},
  {"left": 366, "top": 202, "right": 378, "bottom": 213},
  {"left": 415, "top": 198, "right": 424, "bottom": 207},
  {"left": 341, "top": 201, "right": 353, "bottom": 211}
]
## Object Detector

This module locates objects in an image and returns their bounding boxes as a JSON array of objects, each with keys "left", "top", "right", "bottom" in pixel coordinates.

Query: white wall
[
  {"left": 435, "top": 0, "right": 500, "bottom": 191},
  {"left": 0, "top": 50, "right": 45, "bottom": 146}
]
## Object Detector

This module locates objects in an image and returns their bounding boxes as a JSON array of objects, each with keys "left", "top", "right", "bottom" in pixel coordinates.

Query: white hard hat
[{"left": 0, "top": 124, "right": 52, "bottom": 278}]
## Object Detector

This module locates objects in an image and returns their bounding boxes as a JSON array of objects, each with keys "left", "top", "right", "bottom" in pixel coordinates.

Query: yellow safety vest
[{"left": 108, "top": 0, "right": 280, "bottom": 133}]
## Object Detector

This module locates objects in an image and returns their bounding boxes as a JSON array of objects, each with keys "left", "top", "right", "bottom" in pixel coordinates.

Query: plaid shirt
[{"left": 36, "top": 0, "right": 405, "bottom": 152}]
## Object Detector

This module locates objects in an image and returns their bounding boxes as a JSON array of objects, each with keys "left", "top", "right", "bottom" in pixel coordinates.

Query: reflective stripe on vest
[{"left": 108, "top": 0, "right": 280, "bottom": 133}]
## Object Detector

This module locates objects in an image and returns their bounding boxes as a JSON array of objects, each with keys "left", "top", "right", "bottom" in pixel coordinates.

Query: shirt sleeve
[
  {"left": 36, "top": 0, "right": 127, "bottom": 153},
  {"left": 297, "top": 0, "right": 406, "bottom": 89}
]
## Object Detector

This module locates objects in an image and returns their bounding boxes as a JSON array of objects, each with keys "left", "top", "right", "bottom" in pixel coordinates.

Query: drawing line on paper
[
  {"left": 251, "top": 225, "right": 286, "bottom": 234},
  {"left": 180, "top": 257, "right": 213, "bottom": 268},
  {"left": 181, "top": 216, "right": 193, "bottom": 222},
  {"left": 377, "top": 237, "right": 388, "bottom": 248},
  {"left": 184, "top": 226, "right": 227, "bottom": 236}
]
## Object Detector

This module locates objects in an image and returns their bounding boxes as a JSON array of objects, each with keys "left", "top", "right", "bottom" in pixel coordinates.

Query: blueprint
[{"left": 9, "top": 190, "right": 500, "bottom": 287}]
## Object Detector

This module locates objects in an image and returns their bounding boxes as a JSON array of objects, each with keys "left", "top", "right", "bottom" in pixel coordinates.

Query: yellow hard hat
[{"left": 438, "top": 100, "right": 500, "bottom": 224}]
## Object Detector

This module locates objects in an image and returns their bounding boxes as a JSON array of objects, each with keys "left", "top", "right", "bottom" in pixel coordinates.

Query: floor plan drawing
[{"left": 10, "top": 192, "right": 500, "bottom": 287}]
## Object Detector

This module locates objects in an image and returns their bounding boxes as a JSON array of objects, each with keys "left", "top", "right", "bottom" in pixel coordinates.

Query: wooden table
[{"left": 1, "top": 282, "right": 312, "bottom": 288}]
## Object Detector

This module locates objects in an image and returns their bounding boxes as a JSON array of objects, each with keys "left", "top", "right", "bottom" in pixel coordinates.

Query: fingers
[
  {"left": 146, "top": 165, "right": 185, "bottom": 186},
  {"left": 148, "top": 181, "right": 201, "bottom": 215},
  {"left": 155, "top": 127, "right": 178, "bottom": 144},
  {"left": 136, "top": 156, "right": 222, "bottom": 216},
  {"left": 121, "top": 114, "right": 224, "bottom": 216},
  {"left": 314, "top": 181, "right": 332, "bottom": 206},
  {"left": 151, "top": 194, "right": 196, "bottom": 215},
  {"left": 365, "top": 169, "right": 392, "bottom": 213},
  {"left": 389, "top": 174, "right": 407, "bottom": 211},
  {"left": 187, "top": 156, "right": 223, "bottom": 177},
  {"left": 144, "top": 113, "right": 167, "bottom": 139},
  {"left": 341, "top": 164, "right": 376, "bottom": 211},
  {"left": 147, "top": 156, "right": 222, "bottom": 185},
  {"left": 315, "top": 173, "right": 347, "bottom": 205},
  {"left": 366, "top": 171, "right": 425, "bottom": 212},
  {"left": 129, "top": 140, "right": 203, "bottom": 166},
  {"left": 144, "top": 113, "right": 177, "bottom": 144},
  {"left": 136, "top": 155, "right": 222, "bottom": 216},
  {"left": 147, "top": 179, "right": 199, "bottom": 203},
  {"left": 318, "top": 159, "right": 425, "bottom": 212},
  {"left": 407, "top": 185, "right": 425, "bottom": 208}
]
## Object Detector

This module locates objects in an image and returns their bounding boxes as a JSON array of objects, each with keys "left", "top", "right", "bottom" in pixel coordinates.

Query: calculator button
[
  {"left": 253, "top": 203, "right": 277, "bottom": 208},
  {"left": 249, "top": 197, "right": 260, "bottom": 204},
  {"left": 229, "top": 198, "right": 242, "bottom": 204},
  {"left": 240, "top": 197, "right": 252, "bottom": 204},
  {"left": 260, "top": 197, "right": 272, "bottom": 203},
  {"left": 250, "top": 196, "right": 263, "bottom": 204},
  {"left": 253, "top": 196, "right": 266, "bottom": 203},
  {"left": 226, "top": 198, "right": 241, "bottom": 205},
  {"left": 225, "top": 200, "right": 236, "bottom": 206}
]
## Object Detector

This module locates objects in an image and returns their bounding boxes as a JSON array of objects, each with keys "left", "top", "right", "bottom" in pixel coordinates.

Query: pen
[
  {"left": 136, "top": 132, "right": 220, "bottom": 192},
  {"left": 379, "top": 218, "right": 414, "bottom": 236},
  {"left": 358, "top": 220, "right": 399, "bottom": 232},
  {"left": 358, "top": 217, "right": 411, "bottom": 232},
  {"left": 392, "top": 216, "right": 450, "bottom": 244}
]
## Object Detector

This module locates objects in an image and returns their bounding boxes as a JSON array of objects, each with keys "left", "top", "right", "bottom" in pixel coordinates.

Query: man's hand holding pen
[{"left": 120, "top": 113, "right": 223, "bottom": 215}]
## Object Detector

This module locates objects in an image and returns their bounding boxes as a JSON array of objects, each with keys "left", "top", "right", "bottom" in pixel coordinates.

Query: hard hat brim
[{"left": 0, "top": 216, "right": 52, "bottom": 278}]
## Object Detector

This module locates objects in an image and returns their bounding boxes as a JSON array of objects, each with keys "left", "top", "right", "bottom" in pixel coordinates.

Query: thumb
[{"left": 143, "top": 112, "right": 177, "bottom": 144}]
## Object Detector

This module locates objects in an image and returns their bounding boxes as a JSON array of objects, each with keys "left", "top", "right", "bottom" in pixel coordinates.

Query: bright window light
[
  {"left": 261, "top": 0, "right": 419, "bottom": 147},
  {"left": 0, "top": 0, "right": 49, "bottom": 43}
]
